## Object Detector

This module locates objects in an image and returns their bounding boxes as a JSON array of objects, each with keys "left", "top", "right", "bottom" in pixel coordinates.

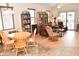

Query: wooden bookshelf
[
  {"left": 36, "top": 11, "right": 48, "bottom": 36},
  {"left": 21, "top": 11, "right": 31, "bottom": 32}
]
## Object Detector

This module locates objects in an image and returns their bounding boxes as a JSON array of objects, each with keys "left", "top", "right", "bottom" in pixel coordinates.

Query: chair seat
[
  {"left": 53, "top": 33, "right": 59, "bottom": 37},
  {"left": 14, "top": 42, "right": 26, "bottom": 49}
]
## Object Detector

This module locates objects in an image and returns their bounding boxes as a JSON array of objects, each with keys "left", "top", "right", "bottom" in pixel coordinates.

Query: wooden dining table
[
  {"left": 7, "top": 31, "right": 37, "bottom": 51},
  {"left": 8, "top": 32, "right": 32, "bottom": 43},
  {"left": 8, "top": 32, "right": 31, "bottom": 38}
]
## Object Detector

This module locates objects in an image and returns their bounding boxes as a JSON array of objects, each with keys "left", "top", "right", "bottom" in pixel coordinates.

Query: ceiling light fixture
[
  {"left": 57, "top": 6, "right": 61, "bottom": 8},
  {"left": 57, "top": 4, "right": 63, "bottom": 9}
]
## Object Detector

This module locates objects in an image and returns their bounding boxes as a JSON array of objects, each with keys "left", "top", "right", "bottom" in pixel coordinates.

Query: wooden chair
[
  {"left": 0, "top": 32, "right": 14, "bottom": 50},
  {"left": 28, "top": 28, "right": 37, "bottom": 46},
  {"left": 31, "top": 28, "right": 37, "bottom": 42},
  {"left": 34, "top": 28, "right": 37, "bottom": 37},
  {"left": 45, "top": 26, "right": 59, "bottom": 41},
  {"left": 14, "top": 32, "right": 31, "bottom": 55}
]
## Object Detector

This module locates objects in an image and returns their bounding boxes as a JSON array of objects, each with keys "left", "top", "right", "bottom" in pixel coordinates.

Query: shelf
[
  {"left": 23, "top": 23, "right": 30, "bottom": 25},
  {"left": 36, "top": 11, "right": 48, "bottom": 36},
  {"left": 21, "top": 11, "right": 31, "bottom": 32}
]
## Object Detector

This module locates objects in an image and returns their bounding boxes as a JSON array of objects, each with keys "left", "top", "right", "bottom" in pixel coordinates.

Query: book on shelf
[{"left": 21, "top": 11, "right": 31, "bottom": 32}]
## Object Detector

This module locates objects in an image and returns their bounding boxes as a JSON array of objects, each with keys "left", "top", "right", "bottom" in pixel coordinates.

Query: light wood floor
[
  {"left": 0, "top": 31, "right": 79, "bottom": 56},
  {"left": 35, "top": 31, "right": 79, "bottom": 48}
]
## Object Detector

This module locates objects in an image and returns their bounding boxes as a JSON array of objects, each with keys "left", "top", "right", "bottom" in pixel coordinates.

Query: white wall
[
  {"left": 1, "top": 3, "right": 79, "bottom": 33},
  {"left": 9, "top": 3, "right": 53, "bottom": 31},
  {"left": 52, "top": 4, "right": 79, "bottom": 30},
  {"left": 52, "top": 4, "right": 79, "bottom": 17},
  {"left": 0, "top": 3, "right": 53, "bottom": 34}
]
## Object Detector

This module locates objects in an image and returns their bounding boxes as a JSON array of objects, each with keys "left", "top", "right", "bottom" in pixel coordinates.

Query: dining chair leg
[
  {"left": 2, "top": 44, "right": 8, "bottom": 55},
  {"left": 15, "top": 48, "right": 18, "bottom": 56},
  {"left": 4, "top": 44, "right": 7, "bottom": 50},
  {"left": 24, "top": 47, "right": 27, "bottom": 55}
]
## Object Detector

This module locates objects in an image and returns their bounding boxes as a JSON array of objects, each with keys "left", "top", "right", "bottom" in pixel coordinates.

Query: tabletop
[{"left": 8, "top": 32, "right": 32, "bottom": 38}]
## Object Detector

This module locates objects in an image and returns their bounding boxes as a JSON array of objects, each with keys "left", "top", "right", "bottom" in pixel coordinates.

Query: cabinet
[
  {"left": 21, "top": 11, "right": 31, "bottom": 32},
  {"left": 36, "top": 12, "right": 48, "bottom": 36}
]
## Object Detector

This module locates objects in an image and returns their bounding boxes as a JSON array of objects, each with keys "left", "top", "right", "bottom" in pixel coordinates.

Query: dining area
[
  {"left": 0, "top": 29, "right": 38, "bottom": 56},
  {"left": 0, "top": 3, "right": 79, "bottom": 56}
]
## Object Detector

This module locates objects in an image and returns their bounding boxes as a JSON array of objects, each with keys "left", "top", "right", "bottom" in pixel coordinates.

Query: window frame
[
  {"left": 46, "top": 10, "right": 51, "bottom": 22},
  {"left": 27, "top": 8, "right": 35, "bottom": 18},
  {"left": 0, "top": 6, "right": 15, "bottom": 31},
  {"left": 27, "top": 8, "right": 36, "bottom": 24}
]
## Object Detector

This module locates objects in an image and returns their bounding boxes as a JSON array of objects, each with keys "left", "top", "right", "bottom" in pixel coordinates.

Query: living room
[{"left": 0, "top": 3, "right": 79, "bottom": 56}]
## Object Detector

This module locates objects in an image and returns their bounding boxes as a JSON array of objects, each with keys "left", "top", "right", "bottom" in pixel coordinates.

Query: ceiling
[{"left": 40, "top": 3, "right": 79, "bottom": 7}]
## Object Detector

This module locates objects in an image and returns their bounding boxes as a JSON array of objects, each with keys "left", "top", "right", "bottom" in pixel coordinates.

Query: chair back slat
[
  {"left": 14, "top": 32, "right": 31, "bottom": 48},
  {"left": 0, "top": 32, "right": 9, "bottom": 44}
]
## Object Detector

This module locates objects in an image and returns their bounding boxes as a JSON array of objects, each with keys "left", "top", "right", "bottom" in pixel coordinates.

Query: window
[
  {"left": 27, "top": 8, "right": 36, "bottom": 25},
  {"left": 0, "top": 7, "right": 15, "bottom": 30},
  {"left": 0, "top": 10, "right": 3, "bottom": 30},
  {"left": 46, "top": 10, "right": 50, "bottom": 22},
  {"left": 58, "top": 12, "right": 75, "bottom": 30}
]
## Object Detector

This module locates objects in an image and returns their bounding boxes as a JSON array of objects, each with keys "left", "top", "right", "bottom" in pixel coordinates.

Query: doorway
[{"left": 59, "top": 12, "right": 75, "bottom": 30}]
